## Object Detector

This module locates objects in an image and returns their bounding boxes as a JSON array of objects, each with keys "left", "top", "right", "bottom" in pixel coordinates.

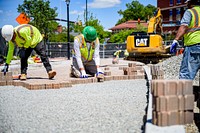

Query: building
[
  {"left": 109, "top": 1, "right": 188, "bottom": 34},
  {"left": 109, "top": 20, "right": 148, "bottom": 33},
  {"left": 57, "top": 25, "right": 63, "bottom": 33},
  {"left": 158, "top": 0, "right": 187, "bottom": 33}
]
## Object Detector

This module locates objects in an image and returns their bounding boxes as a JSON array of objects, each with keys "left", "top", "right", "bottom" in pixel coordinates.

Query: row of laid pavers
[{"left": 0, "top": 62, "right": 145, "bottom": 90}]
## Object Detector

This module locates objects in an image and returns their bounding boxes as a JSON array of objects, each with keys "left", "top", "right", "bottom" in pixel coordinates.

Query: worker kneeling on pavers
[
  {"left": 71, "top": 26, "right": 104, "bottom": 78},
  {"left": 1, "top": 24, "right": 56, "bottom": 80}
]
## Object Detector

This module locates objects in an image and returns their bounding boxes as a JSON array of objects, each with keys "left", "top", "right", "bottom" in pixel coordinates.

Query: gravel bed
[{"left": 0, "top": 80, "right": 147, "bottom": 133}]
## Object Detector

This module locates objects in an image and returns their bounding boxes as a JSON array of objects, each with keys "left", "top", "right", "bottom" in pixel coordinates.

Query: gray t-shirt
[{"left": 180, "top": 9, "right": 192, "bottom": 26}]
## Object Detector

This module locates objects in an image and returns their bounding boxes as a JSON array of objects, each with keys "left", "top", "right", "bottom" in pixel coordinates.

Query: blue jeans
[{"left": 179, "top": 44, "right": 200, "bottom": 80}]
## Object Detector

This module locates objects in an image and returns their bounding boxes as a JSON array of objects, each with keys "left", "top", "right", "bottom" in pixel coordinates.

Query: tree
[
  {"left": 73, "top": 12, "right": 111, "bottom": 43},
  {"left": 116, "top": 1, "right": 156, "bottom": 25},
  {"left": 144, "top": 4, "right": 157, "bottom": 21},
  {"left": 109, "top": 30, "right": 134, "bottom": 43},
  {"left": 17, "top": 0, "right": 58, "bottom": 34}
]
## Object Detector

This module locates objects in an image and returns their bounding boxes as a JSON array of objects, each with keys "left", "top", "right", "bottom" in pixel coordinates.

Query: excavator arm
[{"left": 147, "top": 8, "right": 163, "bottom": 35}]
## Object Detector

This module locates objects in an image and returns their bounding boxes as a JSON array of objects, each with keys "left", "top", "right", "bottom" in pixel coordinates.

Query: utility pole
[
  {"left": 86, "top": 0, "right": 88, "bottom": 26},
  {"left": 66, "top": 0, "right": 70, "bottom": 60}
]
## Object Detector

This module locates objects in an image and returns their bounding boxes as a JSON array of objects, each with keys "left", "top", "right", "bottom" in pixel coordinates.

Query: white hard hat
[{"left": 1, "top": 25, "right": 14, "bottom": 41}]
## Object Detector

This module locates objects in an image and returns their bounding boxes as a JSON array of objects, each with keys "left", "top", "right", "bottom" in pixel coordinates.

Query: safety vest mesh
[
  {"left": 184, "top": 6, "right": 200, "bottom": 46},
  {"left": 74, "top": 34, "right": 96, "bottom": 62},
  {"left": 13, "top": 24, "right": 42, "bottom": 48}
]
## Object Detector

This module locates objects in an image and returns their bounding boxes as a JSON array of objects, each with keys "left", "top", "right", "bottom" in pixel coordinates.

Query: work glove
[
  {"left": 96, "top": 68, "right": 104, "bottom": 76},
  {"left": 80, "top": 70, "right": 88, "bottom": 78},
  {"left": 170, "top": 40, "right": 179, "bottom": 54},
  {"left": 1, "top": 63, "right": 9, "bottom": 75}
]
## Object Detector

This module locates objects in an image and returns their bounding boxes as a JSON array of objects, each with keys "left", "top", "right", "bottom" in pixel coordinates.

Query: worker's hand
[
  {"left": 80, "top": 70, "right": 88, "bottom": 78},
  {"left": 1, "top": 63, "right": 9, "bottom": 75},
  {"left": 170, "top": 40, "right": 179, "bottom": 54},
  {"left": 96, "top": 68, "right": 104, "bottom": 76}
]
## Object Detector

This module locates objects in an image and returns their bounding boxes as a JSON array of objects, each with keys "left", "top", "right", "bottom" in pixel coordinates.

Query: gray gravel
[
  {"left": 157, "top": 54, "right": 199, "bottom": 85},
  {"left": 0, "top": 80, "right": 147, "bottom": 133}
]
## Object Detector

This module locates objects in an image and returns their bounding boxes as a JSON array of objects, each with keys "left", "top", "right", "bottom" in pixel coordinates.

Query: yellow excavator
[{"left": 126, "top": 8, "right": 171, "bottom": 64}]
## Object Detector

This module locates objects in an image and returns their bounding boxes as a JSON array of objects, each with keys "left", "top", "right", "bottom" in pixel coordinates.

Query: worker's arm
[
  {"left": 73, "top": 38, "right": 84, "bottom": 70},
  {"left": 6, "top": 41, "right": 15, "bottom": 64},
  {"left": 93, "top": 38, "right": 100, "bottom": 68},
  {"left": 175, "top": 9, "right": 191, "bottom": 40},
  {"left": 174, "top": 25, "right": 188, "bottom": 40}
]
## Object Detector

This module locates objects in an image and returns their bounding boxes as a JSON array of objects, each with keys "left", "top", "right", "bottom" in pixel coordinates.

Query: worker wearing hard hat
[
  {"left": 170, "top": 0, "right": 200, "bottom": 80},
  {"left": 70, "top": 26, "right": 103, "bottom": 78},
  {"left": 1, "top": 24, "right": 56, "bottom": 80}
]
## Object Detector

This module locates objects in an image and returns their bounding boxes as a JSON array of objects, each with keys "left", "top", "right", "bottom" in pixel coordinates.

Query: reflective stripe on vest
[
  {"left": 186, "top": 8, "right": 200, "bottom": 33},
  {"left": 16, "top": 24, "right": 34, "bottom": 41},
  {"left": 184, "top": 6, "right": 200, "bottom": 46},
  {"left": 75, "top": 34, "right": 95, "bottom": 61}
]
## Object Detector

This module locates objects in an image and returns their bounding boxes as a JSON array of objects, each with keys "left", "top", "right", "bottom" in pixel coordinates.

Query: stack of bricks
[
  {"left": 0, "top": 72, "right": 13, "bottom": 86},
  {"left": 104, "top": 67, "right": 113, "bottom": 81},
  {"left": 151, "top": 79, "right": 194, "bottom": 126},
  {"left": 150, "top": 65, "right": 164, "bottom": 79},
  {"left": 123, "top": 63, "right": 145, "bottom": 79}
]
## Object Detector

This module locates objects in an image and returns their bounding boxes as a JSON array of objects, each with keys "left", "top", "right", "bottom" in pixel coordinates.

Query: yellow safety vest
[
  {"left": 74, "top": 34, "right": 98, "bottom": 62},
  {"left": 6, "top": 24, "right": 43, "bottom": 64},
  {"left": 184, "top": 6, "right": 200, "bottom": 46}
]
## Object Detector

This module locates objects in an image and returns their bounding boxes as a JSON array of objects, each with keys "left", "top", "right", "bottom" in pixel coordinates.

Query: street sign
[{"left": 16, "top": 13, "right": 30, "bottom": 24}]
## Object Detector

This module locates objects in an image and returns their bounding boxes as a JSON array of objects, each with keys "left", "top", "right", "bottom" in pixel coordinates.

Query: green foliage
[
  {"left": 17, "top": 0, "right": 58, "bottom": 34},
  {"left": 135, "top": 24, "right": 147, "bottom": 32},
  {"left": 73, "top": 12, "right": 111, "bottom": 43},
  {"left": 116, "top": 1, "right": 156, "bottom": 25},
  {"left": 144, "top": 4, "right": 157, "bottom": 21},
  {"left": 109, "top": 30, "right": 134, "bottom": 43},
  {"left": 108, "top": 1, "right": 156, "bottom": 43}
]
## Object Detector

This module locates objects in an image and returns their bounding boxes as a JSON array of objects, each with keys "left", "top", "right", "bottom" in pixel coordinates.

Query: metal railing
[
  {"left": 45, "top": 42, "right": 127, "bottom": 58},
  {"left": 45, "top": 40, "right": 181, "bottom": 58}
]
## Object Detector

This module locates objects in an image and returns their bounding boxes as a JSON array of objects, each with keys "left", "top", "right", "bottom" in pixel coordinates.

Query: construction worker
[
  {"left": 1, "top": 24, "right": 56, "bottom": 80},
  {"left": 170, "top": 0, "right": 200, "bottom": 80},
  {"left": 71, "top": 26, "right": 103, "bottom": 78},
  {"left": 112, "top": 50, "right": 121, "bottom": 64}
]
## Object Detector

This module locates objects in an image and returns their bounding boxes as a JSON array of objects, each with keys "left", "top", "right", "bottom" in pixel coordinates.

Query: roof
[{"left": 109, "top": 20, "right": 148, "bottom": 31}]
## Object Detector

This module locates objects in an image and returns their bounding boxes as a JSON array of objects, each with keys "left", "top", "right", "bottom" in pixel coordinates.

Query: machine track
[{"left": 125, "top": 53, "right": 172, "bottom": 64}]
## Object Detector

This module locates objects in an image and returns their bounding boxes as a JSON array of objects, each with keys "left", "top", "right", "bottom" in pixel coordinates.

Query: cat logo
[{"left": 134, "top": 36, "right": 149, "bottom": 47}]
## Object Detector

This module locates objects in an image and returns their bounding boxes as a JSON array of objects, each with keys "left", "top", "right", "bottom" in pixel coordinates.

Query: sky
[{"left": 0, "top": 0, "right": 157, "bottom": 30}]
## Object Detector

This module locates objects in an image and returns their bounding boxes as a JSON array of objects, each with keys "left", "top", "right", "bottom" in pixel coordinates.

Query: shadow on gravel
[
  {"left": 13, "top": 77, "right": 49, "bottom": 80},
  {"left": 193, "top": 85, "right": 200, "bottom": 132},
  {"left": 141, "top": 72, "right": 150, "bottom": 133},
  {"left": 27, "top": 77, "right": 49, "bottom": 79}
]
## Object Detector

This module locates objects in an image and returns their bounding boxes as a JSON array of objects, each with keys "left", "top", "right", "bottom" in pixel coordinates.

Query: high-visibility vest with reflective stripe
[
  {"left": 74, "top": 34, "right": 97, "bottom": 62},
  {"left": 184, "top": 6, "right": 200, "bottom": 46},
  {"left": 6, "top": 24, "right": 43, "bottom": 64},
  {"left": 13, "top": 24, "right": 43, "bottom": 48}
]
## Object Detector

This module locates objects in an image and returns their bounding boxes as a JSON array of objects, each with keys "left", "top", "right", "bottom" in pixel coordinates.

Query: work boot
[
  {"left": 48, "top": 70, "right": 56, "bottom": 79},
  {"left": 70, "top": 65, "right": 81, "bottom": 78},
  {"left": 20, "top": 74, "right": 27, "bottom": 80}
]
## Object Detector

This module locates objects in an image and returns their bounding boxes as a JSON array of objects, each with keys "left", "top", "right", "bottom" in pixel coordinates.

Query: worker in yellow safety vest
[
  {"left": 170, "top": 0, "right": 200, "bottom": 80},
  {"left": 71, "top": 26, "right": 103, "bottom": 78},
  {"left": 1, "top": 24, "right": 56, "bottom": 80}
]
